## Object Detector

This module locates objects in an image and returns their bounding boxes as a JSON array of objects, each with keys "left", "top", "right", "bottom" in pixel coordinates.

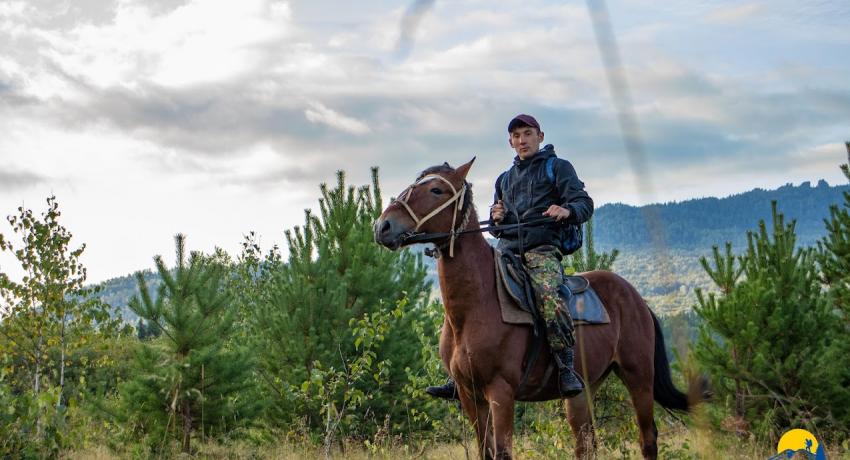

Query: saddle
[{"left": 494, "top": 249, "right": 610, "bottom": 327}]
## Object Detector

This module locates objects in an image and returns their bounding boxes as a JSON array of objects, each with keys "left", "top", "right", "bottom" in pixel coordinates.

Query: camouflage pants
[{"left": 525, "top": 245, "right": 575, "bottom": 353}]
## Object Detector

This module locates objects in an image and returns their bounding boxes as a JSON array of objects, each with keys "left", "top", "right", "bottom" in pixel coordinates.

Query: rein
[{"left": 401, "top": 216, "right": 557, "bottom": 245}]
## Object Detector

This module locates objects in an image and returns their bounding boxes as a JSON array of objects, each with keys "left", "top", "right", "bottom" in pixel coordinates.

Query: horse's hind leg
[
  {"left": 617, "top": 368, "right": 658, "bottom": 459},
  {"left": 565, "top": 393, "right": 596, "bottom": 459},
  {"left": 627, "top": 384, "right": 658, "bottom": 459}
]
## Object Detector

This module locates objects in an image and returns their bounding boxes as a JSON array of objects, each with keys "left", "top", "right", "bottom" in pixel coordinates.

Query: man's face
[{"left": 509, "top": 125, "right": 544, "bottom": 160}]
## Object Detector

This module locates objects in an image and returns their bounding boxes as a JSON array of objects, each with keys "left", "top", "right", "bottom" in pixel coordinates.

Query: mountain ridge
[
  {"left": 593, "top": 179, "right": 848, "bottom": 250},
  {"left": 95, "top": 179, "right": 849, "bottom": 320}
]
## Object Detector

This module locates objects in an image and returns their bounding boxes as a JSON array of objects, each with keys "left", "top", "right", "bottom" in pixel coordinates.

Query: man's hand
[
  {"left": 491, "top": 200, "right": 505, "bottom": 223},
  {"left": 543, "top": 205, "right": 571, "bottom": 222}
]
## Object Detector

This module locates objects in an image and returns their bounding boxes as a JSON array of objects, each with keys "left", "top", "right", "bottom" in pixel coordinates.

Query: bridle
[{"left": 394, "top": 173, "right": 471, "bottom": 258}]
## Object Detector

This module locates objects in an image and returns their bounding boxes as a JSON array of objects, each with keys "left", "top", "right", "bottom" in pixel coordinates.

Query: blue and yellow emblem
[{"left": 768, "top": 429, "right": 826, "bottom": 460}]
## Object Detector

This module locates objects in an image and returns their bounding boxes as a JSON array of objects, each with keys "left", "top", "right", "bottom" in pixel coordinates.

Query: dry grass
[{"left": 64, "top": 426, "right": 849, "bottom": 459}]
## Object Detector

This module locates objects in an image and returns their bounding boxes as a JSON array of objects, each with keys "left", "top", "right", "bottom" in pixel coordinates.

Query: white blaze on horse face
[{"left": 415, "top": 176, "right": 440, "bottom": 187}]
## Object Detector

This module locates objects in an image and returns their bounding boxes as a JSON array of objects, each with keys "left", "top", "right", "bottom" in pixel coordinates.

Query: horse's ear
[{"left": 455, "top": 157, "right": 476, "bottom": 180}]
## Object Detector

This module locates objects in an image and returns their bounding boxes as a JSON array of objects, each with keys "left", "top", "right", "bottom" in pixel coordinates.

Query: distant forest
[
  {"left": 95, "top": 180, "right": 849, "bottom": 320},
  {"left": 594, "top": 179, "right": 849, "bottom": 250}
]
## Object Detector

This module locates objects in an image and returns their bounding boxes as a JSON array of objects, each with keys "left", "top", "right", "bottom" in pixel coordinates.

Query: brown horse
[{"left": 374, "top": 159, "right": 696, "bottom": 460}]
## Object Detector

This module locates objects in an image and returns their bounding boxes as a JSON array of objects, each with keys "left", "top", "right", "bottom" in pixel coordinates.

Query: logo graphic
[{"left": 768, "top": 428, "right": 826, "bottom": 460}]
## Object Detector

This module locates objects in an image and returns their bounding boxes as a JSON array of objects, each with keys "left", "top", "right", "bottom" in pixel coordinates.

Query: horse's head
[{"left": 374, "top": 158, "right": 475, "bottom": 253}]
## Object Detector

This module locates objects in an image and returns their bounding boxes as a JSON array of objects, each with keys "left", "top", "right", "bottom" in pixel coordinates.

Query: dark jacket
[{"left": 490, "top": 144, "right": 594, "bottom": 253}]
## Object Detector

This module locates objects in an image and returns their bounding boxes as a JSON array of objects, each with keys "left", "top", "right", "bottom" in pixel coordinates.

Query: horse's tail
[{"left": 650, "top": 310, "right": 690, "bottom": 412}]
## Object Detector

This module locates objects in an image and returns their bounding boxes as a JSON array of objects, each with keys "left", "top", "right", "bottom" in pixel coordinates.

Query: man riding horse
[{"left": 426, "top": 113, "right": 593, "bottom": 399}]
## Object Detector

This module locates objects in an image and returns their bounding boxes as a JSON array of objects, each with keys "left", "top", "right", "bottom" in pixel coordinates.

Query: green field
[{"left": 3, "top": 171, "right": 849, "bottom": 459}]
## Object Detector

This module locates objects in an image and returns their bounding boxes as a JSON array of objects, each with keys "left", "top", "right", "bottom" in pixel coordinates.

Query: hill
[
  {"left": 95, "top": 180, "right": 849, "bottom": 320},
  {"left": 594, "top": 180, "right": 848, "bottom": 250},
  {"left": 96, "top": 271, "right": 162, "bottom": 323}
]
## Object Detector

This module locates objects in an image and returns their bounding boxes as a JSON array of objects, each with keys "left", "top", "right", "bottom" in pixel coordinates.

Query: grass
[{"left": 64, "top": 426, "right": 850, "bottom": 459}]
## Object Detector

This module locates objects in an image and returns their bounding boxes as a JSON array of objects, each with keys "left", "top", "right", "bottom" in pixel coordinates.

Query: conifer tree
[
  {"left": 250, "top": 168, "right": 431, "bottom": 435},
  {"left": 693, "top": 202, "right": 836, "bottom": 434},
  {"left": 814, "top": 143, "right": 850, "bottom": 430},
  {"left": 121, "top": 234, "right": 257, "bottom": 454},
  {"left": 818, "top": 142, "right": 850, "bottom": 318},
  {"left": 135, "top": 318, "right": 146, "bottom": 340},
  {"left": 135, "top": 318, "right": 161, "bottom": 340}
]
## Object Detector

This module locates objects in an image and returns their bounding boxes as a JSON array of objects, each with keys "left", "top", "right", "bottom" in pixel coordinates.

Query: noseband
[{"left": 394, "top": 173, "right": 471, "bottom": 257}]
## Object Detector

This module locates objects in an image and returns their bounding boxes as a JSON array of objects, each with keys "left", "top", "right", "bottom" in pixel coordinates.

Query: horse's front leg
[
  {"left": 485, "top": 377, "right": 516, "bottom": 460},
  {"left": 566, "top": 392, "right": 596, "bottom": 459},
  {"left": 458, "top": 386, "right": 495, "bottom": 459}
]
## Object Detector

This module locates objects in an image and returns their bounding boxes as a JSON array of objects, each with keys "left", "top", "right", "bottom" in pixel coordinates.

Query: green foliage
[
  {"left": 293, "top": 306, "right": 400, "bottom": 457},
  {"left": 813, "top": 144, "right": 850, "bottom": 430},
  {"left": 0, "top": 371, "right": 65, "bottom": 459},
  {"left": 401, "top": 299, "right": 468, "bottom": 443},
  {"left": 135, "top": 318, "right": 161, "bottom": 341},
  {"left": 514, "top": 401, "right": 576, "bottom": 458},
  {"left": 693, "top": 202, "right": 842, "bottom": 436},
  {"left": 117, "top": 234, "right": 258, "bottom": 454},
  {"left": 7, "top": 164, "right": 847, "bottom": 458},
  {"left": 818, "top": 144, "right": 850, "bottom": 318},
  {"left": 228, "top": 231, "right": 282, "bottom": 340},
  {"left": 593, "top": 378, "right": 640, "bottom": 457},
  {"left": 246, "top": 168, "right": 432, "bottom": 438},
  {"left": 0, "top": 195, "right": 125, "bottom": 456}
]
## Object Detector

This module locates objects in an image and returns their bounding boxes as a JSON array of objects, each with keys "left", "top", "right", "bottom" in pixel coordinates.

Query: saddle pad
[
  {"left": 494, "top": 251, "right": 610, "bottom": 326},
  {"left": 495, "top": 254, "right": 536, "bottom": 325},
  {"left": 559, "top": 284, "right": 610, "bottom": 325}
]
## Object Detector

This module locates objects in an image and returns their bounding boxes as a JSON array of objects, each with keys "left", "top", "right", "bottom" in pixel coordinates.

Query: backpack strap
[{"left": 545, "top": 156, "right": 556, "bottom": 183}]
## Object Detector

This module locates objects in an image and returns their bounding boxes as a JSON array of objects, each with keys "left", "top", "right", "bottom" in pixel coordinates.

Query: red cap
[{"left": 508, "top": 114, "right": 540, "bottom": 132}]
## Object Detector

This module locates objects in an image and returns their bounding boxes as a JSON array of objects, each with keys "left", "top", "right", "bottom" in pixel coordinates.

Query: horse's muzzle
[{"left": 373, "top": 217, "right": 406, "bottom": 250}]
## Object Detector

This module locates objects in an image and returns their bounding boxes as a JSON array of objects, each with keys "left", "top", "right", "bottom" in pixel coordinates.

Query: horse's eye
[{"left": 430, "top": 187, "right": 443, "bottom": 195}]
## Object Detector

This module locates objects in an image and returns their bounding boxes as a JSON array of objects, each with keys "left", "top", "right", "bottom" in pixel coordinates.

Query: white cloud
[
  {"left": 0, "top": 117, "right": 314, "bottom": 284},
  {"left": 39, "top": 0, "right": 292, "bottom": 89},
  {"left": 789, "top": 142, "right": 850, "bottom": 177},
  {"left": 0, "top": 1, "right": 26, "bottom": 19},
  {"left": 304, "top": 102, "right": 371, "bottom": 135}
]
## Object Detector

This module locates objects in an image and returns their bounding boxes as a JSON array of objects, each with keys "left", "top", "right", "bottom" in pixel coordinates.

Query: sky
[{"left": 0, "top": 0, "right": 849, "bottom": 282}]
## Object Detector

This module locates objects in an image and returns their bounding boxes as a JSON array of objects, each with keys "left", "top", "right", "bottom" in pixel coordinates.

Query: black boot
[
  {"left": 425, "top": 378, "right": 459, "bottom": 400},
  {"left": 554, "top": 347, "right": 584, "bottom": 398}
]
